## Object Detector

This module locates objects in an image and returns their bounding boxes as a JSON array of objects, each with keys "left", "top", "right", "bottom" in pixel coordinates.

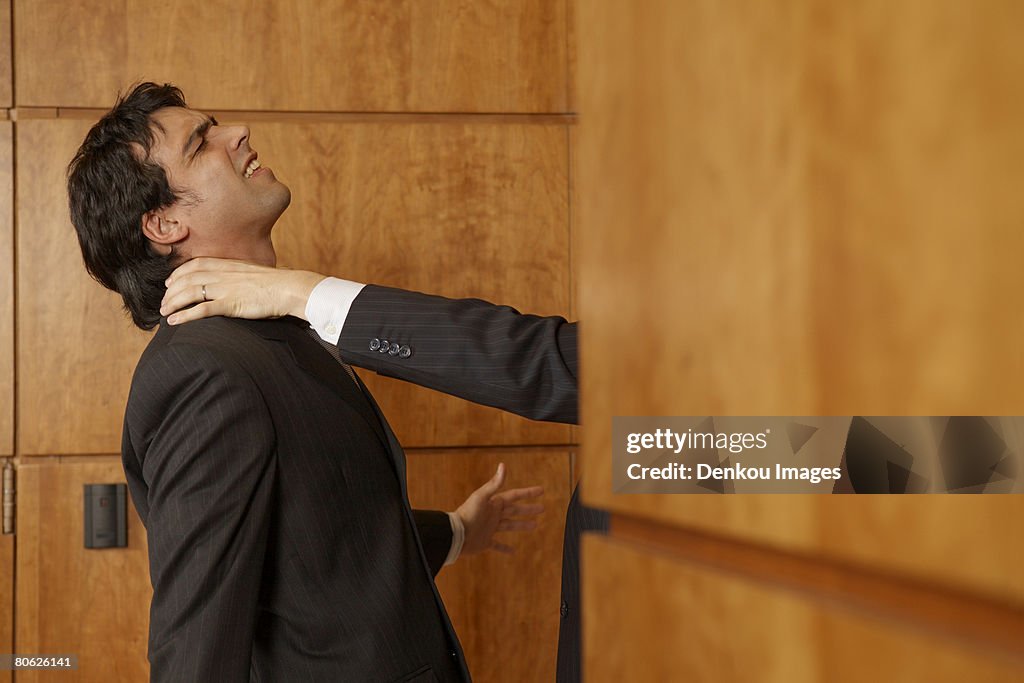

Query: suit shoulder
[
  {"left": 156, "top": 316, "right": 256, "bottom": 350},
  {"left": 131, "top": 318, "right": 273, "bottom": 397},
  {"left": 138, "top": 317, "right": 269, "bottom": 368}
]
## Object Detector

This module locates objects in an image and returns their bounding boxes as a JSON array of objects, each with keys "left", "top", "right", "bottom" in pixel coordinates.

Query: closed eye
[
  {"left": 187, "top": 115, "right": 219, "bottom": 161},
  {"left": 199, "top": 117, "right": 219, "bottom": 154}
]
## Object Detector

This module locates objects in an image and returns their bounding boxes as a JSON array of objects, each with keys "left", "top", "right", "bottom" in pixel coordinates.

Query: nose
[{"left": 220, "top": 123, "right": 250, "bottom": 150}]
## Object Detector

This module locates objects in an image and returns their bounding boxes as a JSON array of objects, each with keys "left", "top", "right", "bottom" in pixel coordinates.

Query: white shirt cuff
[
  {"left": 445, "top": 512, "right": 465, "bottom": 566},
  {"left": 305, "top": 277, "right": 366, "bottom": 344}
]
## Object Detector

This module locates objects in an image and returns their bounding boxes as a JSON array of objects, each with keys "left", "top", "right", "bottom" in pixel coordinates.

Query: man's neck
[
  {"left": 186, "top": 237, "right": 277, "bottom": 267},
  {"left": 245, "top": 240, "right": 277, "bottom": 267}
]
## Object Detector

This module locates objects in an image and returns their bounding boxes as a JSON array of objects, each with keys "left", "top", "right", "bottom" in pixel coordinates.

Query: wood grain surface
[
  {"left": 0, "top": 123, "right": 11, "bottom": 455},
  {"left": 408, "top": 447, "right": 572, "bottom": 683},
  {"left": 14, "top": 0, "right": 569, "bottom": 113},
  {"left": 582, "top": 535, "right": 1024, "bottom": 683},
  {"left": 576, "top": 0, "right": 1024, "bottom": 602},
  {"left": 11, "top": 448, "right": 568, "bottom": 683},
  {"left": 575, "top": 1, "right": 1024, "bottom": 678},
  {"left": 0, "top": 516, "right": 11, "bottom": 683},
  {"left": 16, "top": 120, "right": 153, "bottom": 455},
  {"left": 0, "top": 1, "right": 10, "bottom": 108},
  {"left": 15, "top": 457, "right": 151, "bottom": 683}
]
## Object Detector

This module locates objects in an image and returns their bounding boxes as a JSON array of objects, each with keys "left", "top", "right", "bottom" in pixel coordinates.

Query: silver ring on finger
[{"left": 202, "top": 284, "right": 208, "bottom": 302}]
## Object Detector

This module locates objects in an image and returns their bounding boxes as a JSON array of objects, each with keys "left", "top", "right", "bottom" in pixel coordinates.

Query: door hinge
[{"left": 2, "top": 459, "right": 14, "bottom": 535}]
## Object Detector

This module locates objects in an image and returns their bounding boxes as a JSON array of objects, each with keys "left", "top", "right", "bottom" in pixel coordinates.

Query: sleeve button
[
  {"left": 378, "top": 339, "right": 390, "bottom": 353},
  {"left": 369, "top": 338, "right": 381, "bottom": 351},
  {"left": 399, "top": 345, "right": 412, "bottom": 359}
]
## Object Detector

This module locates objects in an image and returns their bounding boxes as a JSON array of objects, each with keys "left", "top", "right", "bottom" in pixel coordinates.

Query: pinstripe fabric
[
  {"left": 341, "top": 286, "right": 579, "bottom": 424},
  {"left": 307, "top": 324, "right": 455, "bottom": 579},
  {"left": 306, "top": 325, "right": 361, "bottom": 385},
  {"left": 122, "top": 315, "right": 468, "bottom": 682},
  {"left": 338, "top": 286, "right": 609, "bottom": 683}
]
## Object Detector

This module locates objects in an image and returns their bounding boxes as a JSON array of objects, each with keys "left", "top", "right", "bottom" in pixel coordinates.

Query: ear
[{"left": 141, "top": 211, "right": 188, "bottom": 255}]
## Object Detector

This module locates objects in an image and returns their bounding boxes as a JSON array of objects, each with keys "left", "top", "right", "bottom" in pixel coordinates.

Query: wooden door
[
  {"left": 15, "top": 458, "right": 151, "bottom": 682},
  {"left": 1, "top": 120, "right": 12, "bottom": 455},
  {"left": 0, "top": 108, "right": 12, "bottom": 683},
  {"left": 577, "top": 1, "right": 1024, "bottom": 680},
  {"left": 0, "top": 524, "right": 11, "bottom": 683}
]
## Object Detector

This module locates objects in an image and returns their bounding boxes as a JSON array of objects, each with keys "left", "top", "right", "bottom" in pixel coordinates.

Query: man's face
[{"left": 147, "top": 106, "right": 291, "bottom": 259}]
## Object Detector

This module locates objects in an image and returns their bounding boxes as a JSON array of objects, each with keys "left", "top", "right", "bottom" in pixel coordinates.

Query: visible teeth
[{"left": 244, "top": 159, "right": 261, "bottom": 178}]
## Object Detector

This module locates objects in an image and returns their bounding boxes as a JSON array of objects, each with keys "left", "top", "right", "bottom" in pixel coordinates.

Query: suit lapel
[{"left": 231, "top": 317, "right": 391, "bottom": 453}]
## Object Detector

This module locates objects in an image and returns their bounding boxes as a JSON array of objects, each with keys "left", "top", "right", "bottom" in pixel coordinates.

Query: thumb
[{"left": 481, "top": 462, "right": 506, "bottom": 496}]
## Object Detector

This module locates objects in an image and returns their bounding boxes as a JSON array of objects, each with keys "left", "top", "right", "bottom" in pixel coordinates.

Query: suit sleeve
[
  {"left": 131, "top": 344, "right": 276, "bottom": 683},
  {"left": 412, "top": 509, "right": 454, "bottom": 577},
  {"left": 338, "top": 285, "right": 579, "bottom": 424}
]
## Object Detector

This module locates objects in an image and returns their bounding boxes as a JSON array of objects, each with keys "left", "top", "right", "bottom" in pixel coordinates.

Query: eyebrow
[{"left": 182, "top": 115, "right": 219, "bottom": 159}]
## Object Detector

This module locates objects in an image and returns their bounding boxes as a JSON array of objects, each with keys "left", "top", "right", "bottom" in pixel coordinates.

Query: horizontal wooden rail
[{"left": 611, "top": 511, "right": 1024, "bottom": 665}]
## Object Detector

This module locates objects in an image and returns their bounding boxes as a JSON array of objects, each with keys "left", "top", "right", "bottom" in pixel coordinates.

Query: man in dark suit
[
  {"left": 67, "top": 83, "right": 542, "bottom": 682},
  {"left": 161, "top": 260, "right": 610, "bottom": 683}
]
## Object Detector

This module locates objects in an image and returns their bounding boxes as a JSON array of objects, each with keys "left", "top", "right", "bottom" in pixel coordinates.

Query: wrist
[
  {"left": 445, "top": 511, "right": 466, "bottom": 566},
  {"left": 288, "top": 271, "right": 326, "bottom": 319}
]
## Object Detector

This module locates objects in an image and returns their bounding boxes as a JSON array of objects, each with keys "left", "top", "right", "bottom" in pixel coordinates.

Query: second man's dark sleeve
[{"left": 338, "top": 285, "right": 579, "bottom": 424}]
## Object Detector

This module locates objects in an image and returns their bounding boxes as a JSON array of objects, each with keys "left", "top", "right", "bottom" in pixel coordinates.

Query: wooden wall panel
[
  {"left": 16, "top": 120, "right": 152, "bottom": 456},
  {"left": 13, "top": 2, "right": 572, "bottom": 680},
  {"left": 14, "top": 0, "right": 568, "bottom": 113},
  {"left": 609, "top": 496, "right": 1024, "bottom": 607},
  {"left": 0, "top": 522, "right": 11, "bottom": 683},
  {"left": 0, "top": 123, "right": 11, "bottom": 455},
  {"left": 0, "top": 1, "right": 10, "bottom": 108},
  {"left": 565, "top": 0, "right": 577, "bottom": 114},
  {"left": 17, "top": 117, "right": 571, "bottom": 454},
  {"left": 265, "top": 119, "right": 572, "bottom": 448},
  {"left": 15, "top": 457, "right": 151, "bottom": 682},
  {"left": 583, "top": 536, "right": 1024, "bottom": 682},
  {"left": 13, "top": 450, "right": 569, "bottom": 683},
  {"left": 407, "top": 447, "right": 571, "bottom": 683},
  {"left": 0, "top": 0, "right": 9, "bottom": 107},
  {"left": 577, "top": 0, "right": 1024, "bottom": 594},
  {"left": 568, "top": 125, "right": 579, "bottom": 447}
]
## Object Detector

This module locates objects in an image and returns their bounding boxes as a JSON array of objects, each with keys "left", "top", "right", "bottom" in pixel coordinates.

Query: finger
[
  {"left": 494, "top": 486, "right": 544, "bottom": 503},
  {"left": 491, "top": 542, "right": 515, "bottom": 554},
  {"left": 166, "top": 301, "right": 222, "bottom": 325},
  {"left": 162, "top": 271, "right": 216, "bottom": 304},
  {"left": 167, "top": 269, "right": 243, "bottom": 293},
  {"left": 166, "top": 257, "right": 224, "bottom": 284},
  {"left": 497, "top": 519, "right": 537, "bottom": 532},
  {"left": 478, "top": 463, "right": 506, "bottom": 497},
  {"left": 161, "top": 283, "right": 211, "bottom": 316},
  {"left": 164, "top": 280, "right": 221, "bottom": 314},
  {"left": 165, "top": 259, "right": 200, "bottom": 284},
  {"left": 503, "top": 503, "right": 545, "bottom": 517}
]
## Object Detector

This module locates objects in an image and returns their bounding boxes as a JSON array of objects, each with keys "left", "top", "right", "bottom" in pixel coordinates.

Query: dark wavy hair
[{"left": 67, "top": 82, "right": 189, "bottom": 330}]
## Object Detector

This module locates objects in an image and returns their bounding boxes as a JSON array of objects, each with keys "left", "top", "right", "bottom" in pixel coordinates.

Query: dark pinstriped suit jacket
[
  {"left": 337, "top": 285, "right": 610, "bottom": 683},
  {"left": 122, "top": 315, "right": 470, "bottom": 682}
]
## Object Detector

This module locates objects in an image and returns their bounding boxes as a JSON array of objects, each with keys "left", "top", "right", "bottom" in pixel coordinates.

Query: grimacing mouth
[{"left": 243, "top": 152, "right": 261, "bottom": 178}]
